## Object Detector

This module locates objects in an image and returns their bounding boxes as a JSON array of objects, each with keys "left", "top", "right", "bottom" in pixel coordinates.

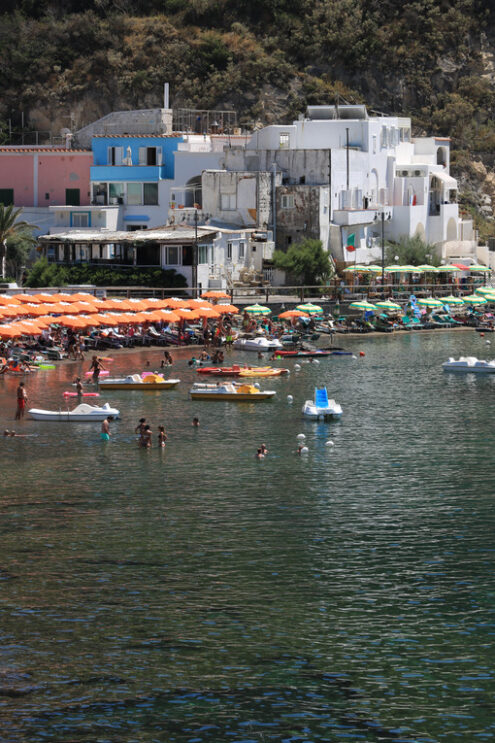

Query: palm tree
[{"left": 0, "top": 204, "right": 38, "bottom": 280}]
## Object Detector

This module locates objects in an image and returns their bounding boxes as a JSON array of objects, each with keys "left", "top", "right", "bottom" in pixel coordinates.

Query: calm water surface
[{"left": 0, "top": 331, "right": 494, "bottom": 742}]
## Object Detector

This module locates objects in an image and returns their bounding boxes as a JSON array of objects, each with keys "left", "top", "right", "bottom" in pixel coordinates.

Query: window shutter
[
  {"left": 157, "top": 148, "right": 163, "bottom": 166},
  {"left": 107, "top": 146, "right": 112, "bottom": 165},
  {"left": 138, "top": 147, "right": 147, "bottom": 166},
  {"left": 116, "top": 147, "right": 123, "bottom": 165}
]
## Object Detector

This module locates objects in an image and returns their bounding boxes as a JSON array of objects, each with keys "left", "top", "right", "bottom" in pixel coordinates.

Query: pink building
[{"left": 0, "top": 147, "right": 92, "bottom": 208}]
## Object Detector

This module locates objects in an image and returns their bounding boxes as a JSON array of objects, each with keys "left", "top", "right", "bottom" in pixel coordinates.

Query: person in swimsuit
[
  {"left": 101, "top": 415, "right": 113, "bottom": 441},
  {"left": 135, "top": 418, "right": 147, "bottom": 435},
  {"left": 157, "top": 425, "right": 167, "bottom": 447},
  {"left": 192, "top": 417, "right": 200, "bottom": 427},
  {"left": 139, "top": 424, "right": 152, "bottom": 448},
  {"left": 75, "top": 377, "right": 83, "bottom": 397},
  {"left": 89, "top": 356, "right": 106, "bottom": 385},
  {"left": 15, "top": 382, "right": 27, "bottom": 420}
]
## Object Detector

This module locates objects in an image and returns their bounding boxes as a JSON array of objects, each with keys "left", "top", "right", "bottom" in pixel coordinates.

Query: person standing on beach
[
  {"left": 15, "top": 382, "right": 27, "bottom": 420},
  {"left": 75, "top": 377, "right": 83, "bottom": 397}
]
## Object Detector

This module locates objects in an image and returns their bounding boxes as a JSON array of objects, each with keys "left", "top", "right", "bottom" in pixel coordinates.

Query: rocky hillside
[{"left": 0, "top": 0, "right": 494, "bottom": 230}]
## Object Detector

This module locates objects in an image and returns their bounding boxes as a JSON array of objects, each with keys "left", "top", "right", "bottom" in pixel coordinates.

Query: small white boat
[
  {"left": 302, "top": 387, "right": 343, "bottom": 420},
  {"left": 29, "top": 402, "right": 120, "bottom": 421},
  {"left": 442, "top": 356, "right": 495, "bottom": 373},
  {"left": 233, "top": 336, "right": 283, "bottom": 352}
]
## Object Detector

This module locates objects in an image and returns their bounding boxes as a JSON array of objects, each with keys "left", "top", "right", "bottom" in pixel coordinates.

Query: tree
[
  {"left": 385, "top": 235, "right": 439, "bottom": 266},
  {"left": 0, "top": 204, "right": 38, "bottom": 280},
  {"left": 273, "top": 238, "right": 334, "bottom": 285}
]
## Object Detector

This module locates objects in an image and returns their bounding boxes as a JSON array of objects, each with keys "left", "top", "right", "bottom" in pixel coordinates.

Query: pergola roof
[{"left": 38, "top": 227, "right": 218, "bottom": 244}]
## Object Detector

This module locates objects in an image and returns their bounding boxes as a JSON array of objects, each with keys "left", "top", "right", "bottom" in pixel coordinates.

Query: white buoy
[
  {"left": 303, "top": 359, "right": 310, "bottom": 364},
  {"left": 300, "top": 446, "right": 309, "bottom": 454},
  {"left": 325, "top": 440, "right": 334, "bottom": 447},
  {"left": 297, "top": 433, "right": 306, "bottom": 440},
  {"left": 313, "top": 359, "right": 320, "bottom": 364},
  {"left": 254, "top": 382, "right": 260, "bottom": 389},
  {"left": 352, "top": 355, "right": 357, "bottom": 359},
  {"left": 294, "top": 364, "right": 301, "bottom": 371},
  {"left": 486, "top": 340, "right": 491, "bottom": 345},
  {"left": 287, "top": 394, "right": 294, "bottom": 403}
]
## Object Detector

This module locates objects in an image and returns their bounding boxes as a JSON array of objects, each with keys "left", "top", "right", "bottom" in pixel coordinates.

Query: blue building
[{"left": 89, "top": 134, "right": 184, "bottom": 229}]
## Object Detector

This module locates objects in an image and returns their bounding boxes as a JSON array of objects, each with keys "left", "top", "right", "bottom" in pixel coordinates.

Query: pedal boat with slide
[
  {"left": 197, "top": 365, "right": 289, "bottom": 378},
  {"left": 189, "top": 382, "right": 276, "bottom": 401},
  {"left": 99, "top": 373, "right": 180, "bottom": 390},
  {"left": 302, "top": 387, "right": 343, "bottom": 420}
]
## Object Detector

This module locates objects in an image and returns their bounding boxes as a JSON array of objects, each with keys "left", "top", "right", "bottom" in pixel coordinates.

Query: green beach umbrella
[
  {"left": 295, "top": 303, "right": 324, "bottom": 314},
  {"left": 364, "top": 265, "right": 383, "bottom": 272},
  {"left": 462, "top": 295, "right": 488, "bottom": 305},
  {"left": 384, "top": 265, "right": 404, "bottom": 273},
  {"left": 439, "top": 295, "right": 465, "bottom": 305},
  {"left": 415, "top": 264, "right": 439, "bottom": 272},
  {"left": 417, "top": 298, "right": 444, "bottom": 308},
  {"left": 469, "top": 264, "right": 491, "bottom": 272},
  {"left": 342, "top": 265, "right": 369, "bottom": 272},
  {"left": 349, "top": 300, "right": 378, "bottom": 311},
  {"left": 244, "top": 303, "right": 271, "bottom": 315},
  {"left": 475, "top": 287, "right": 495, "bottom": 297},
  {"left": 375, "top": 300, "right": 402, "bottom": 310},
  {"left": 439, "top": 264, "right": 462, "bottom": 271}
]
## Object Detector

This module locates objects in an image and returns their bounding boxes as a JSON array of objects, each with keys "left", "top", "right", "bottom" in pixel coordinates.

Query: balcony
[
  {"left": 332, "top": 208, "right": 378, "bottom": 226},
  {"left": 90, "top": 165, "right": 164, "bottom": 182}
]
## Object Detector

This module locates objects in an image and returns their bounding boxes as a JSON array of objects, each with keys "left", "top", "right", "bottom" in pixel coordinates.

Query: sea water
[{"left": 0, "top": 330, "right": 494, "bottom": 742}]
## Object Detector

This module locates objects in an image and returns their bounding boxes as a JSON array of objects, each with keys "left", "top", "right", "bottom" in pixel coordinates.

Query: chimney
[{"left": 164, "top": 82, "right": 169, "bottom": 110}]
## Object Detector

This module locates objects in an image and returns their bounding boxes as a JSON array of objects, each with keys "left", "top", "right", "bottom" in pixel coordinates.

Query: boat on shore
[
  {"left": 29, "top": 402, "right": 120, "bottom": 421},
  {"left": 197, "top": 365, "right": 289, "bottom": 377},
  {"left": 189, "top": 382, "right": 276, "bottom": 401},
  {"left": 442, "top": 356, "right": 495, "bottom": 373},
  {"left": 233, "top": 336, "right": 283, "bottom": 352},
  {"left": 302, "top": 387, "right": 343, "bottom": 420},
  {"left": 99, "top": 373, "right": 180, "bottom": 390},
  {"left": 274, "top": 349, "right": 333, "bottom": 358}
]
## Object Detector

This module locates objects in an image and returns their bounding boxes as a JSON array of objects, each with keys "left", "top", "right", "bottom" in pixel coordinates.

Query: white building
[{"left": 199, "top": 105, "right": 480, "bottom": 266}]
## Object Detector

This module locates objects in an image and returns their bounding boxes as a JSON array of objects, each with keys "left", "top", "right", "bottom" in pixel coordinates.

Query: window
[
  {"left": 221, "top": 193, "right": 236, "bottom": 210},
  {"left": 109, "top": 183, "right": 124, "bottom": 204},
  {"left": 127, "top": 183, "right": 142, "bottom": 205},
  {"left": 0, "top": 189, "right": 14, "bottom": 206},
  {"left": 107, "top": 146, "right": 123, "bottom": 166},
  {"left": 227, "top": 242, "right": 232, "bottom": 261},
  {"left": 372, "top": 135, "right": 377, "bottom": 154},
  {"left": 138, "top": 147, "right": 163, "bottom": 166},
  {"left": 198, "top": 245, "right": 209, "bottom": 264},
  {"left": 65, "top": 188, "right": 80, "bottom": 206},
  {"left": 126, "top": 225, "right": 146, "bottom": 231},
  {"left": 92, "top": 183, "right": 107, "bottom": 205},
  {"left": 238, "top": 241, "right": 245, "bottom": 259},
  {"left": 143, "top": 183, "right": 158, "bottom": 205},
  {"left": 281, "top": 194, "right": 294, "bottom": 209},
  {"left": 71, "top": 212, "right": 89, "bottom": 228},
  {"left": 279, "top": 132, "right": 290, "bottom": 149},
  {"left": 165, "top": 245, "right": 180, "bottom": 265}
]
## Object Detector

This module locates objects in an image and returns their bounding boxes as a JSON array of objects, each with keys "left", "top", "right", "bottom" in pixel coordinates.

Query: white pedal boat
[
  {"left": 189, "top": 382, "right": 276, "bottom": 401},
  {"left": 233, "top": 336, "right": 283, "bottom": 352},
  {"left": 302, "top": 387, "right": 343, "bottom": 420},
  {"left": 442, "top": 356, "right": 495, "bottom": 373},
  {"left": 99, "top": 373, "right": 180, "bottom": 390},
  {"left": 29, "top": 402, "right": 120, "bottom": 421}
]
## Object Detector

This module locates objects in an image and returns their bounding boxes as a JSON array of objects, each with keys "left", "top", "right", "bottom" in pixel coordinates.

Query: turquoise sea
[{"left": 0, "top": 330, "right": 494, "bottom": 742}]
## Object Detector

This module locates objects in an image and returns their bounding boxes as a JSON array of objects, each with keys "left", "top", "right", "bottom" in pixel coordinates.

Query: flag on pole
[{"left": 346, "top": 233, "right": 356, "bottom": 252}]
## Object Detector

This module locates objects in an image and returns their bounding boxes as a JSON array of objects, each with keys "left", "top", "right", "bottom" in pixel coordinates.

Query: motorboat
[
  {"left": 99, "top": 373, "right": 180, "bottom": 390},
  {"left": 274, "top": 349, "right": 333, "bottom": 358},
  {"left": 232, "top": 336, "right": 283, "bottom": 352},
  {"left": 189, "top": 382, "right": 276, "bottom": 401},
  {"left": 29, "top": 402, "right": 120, "bottom": 421},
  {"left": 197, "top": 365, "right": 289, "bottom": 378},
  {"left": 302, "top": 387, "right": 343, "bottom": 420},
  {"left": 442, "top": 356, "right": 495, "bottom": 373}
]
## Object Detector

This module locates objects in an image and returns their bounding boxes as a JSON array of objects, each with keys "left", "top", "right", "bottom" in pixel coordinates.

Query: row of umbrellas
[
  {"left": 0, "top": 290, "right": 239, "bottom": 339},
  {"left": 350, "top": 290, "right": 495, "bottom": 312},
  {"left": 343, "top": 264, "right": 491, "bottom": 274}
]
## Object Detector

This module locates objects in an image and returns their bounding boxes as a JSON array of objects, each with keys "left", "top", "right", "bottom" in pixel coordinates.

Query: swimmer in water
[
  {"left": 256, "top": 447, "right": 265, "bottom": 459},
  {"left": 260, "top": 443, "right": 268, "bottom": 455},
  {"left": 192, "top": 417, "right": 200, "bottom": 427},
  {"left": 157, "top": 425, "right": 167, "bottom": 448},
  {"left": 135, "top": 418, "right": 147, "bottom": 435},
  {"left": 139, "top": 424, "right": 152, "bottom": 448},
  {"left": 101, "top": 415, "right": 113, "bottom": 441},
  {"left": 75, "top": 377, "right": 83, "bottom": 396}
]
